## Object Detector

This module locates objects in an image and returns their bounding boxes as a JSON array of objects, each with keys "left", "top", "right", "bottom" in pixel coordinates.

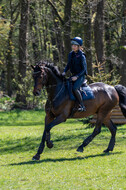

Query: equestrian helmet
[{"left": 71, "top": 37, "right": 83, "bottom": 46}]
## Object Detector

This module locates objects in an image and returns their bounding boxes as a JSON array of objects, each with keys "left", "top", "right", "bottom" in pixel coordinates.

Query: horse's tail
[{"left": 115, "top": 85, "right": 126, "bottom": 118}]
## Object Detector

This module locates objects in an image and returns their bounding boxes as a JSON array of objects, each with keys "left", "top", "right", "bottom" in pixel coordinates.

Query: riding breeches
[{"left": 72, "top": 75, "right": 85, "bottom": 91}]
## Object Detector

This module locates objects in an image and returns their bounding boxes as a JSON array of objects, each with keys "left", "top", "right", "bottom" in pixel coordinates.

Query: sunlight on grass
[{"left": 0, "top": 110, "right": 126, "bottom": 190}]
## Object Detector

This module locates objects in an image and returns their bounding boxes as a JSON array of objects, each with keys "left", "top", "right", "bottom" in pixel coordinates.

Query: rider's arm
[
  {"left": 64, "top": 53, "right": 71, "bottom": 73},
  {"left": 76, "top": 54, "right": 88, "bottom": 78}
]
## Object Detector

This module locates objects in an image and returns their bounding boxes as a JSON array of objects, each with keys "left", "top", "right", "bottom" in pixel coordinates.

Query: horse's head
[
  {"left": 32, "top": 61, "right": 64, "bottom": 96},
  {"left": 31, "top": 64, "right": 47, "bottom": 96}
]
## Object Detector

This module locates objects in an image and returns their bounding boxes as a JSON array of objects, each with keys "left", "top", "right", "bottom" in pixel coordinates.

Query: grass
[{"left": 0, "top": 109, "right": 126, "bottom": 190}]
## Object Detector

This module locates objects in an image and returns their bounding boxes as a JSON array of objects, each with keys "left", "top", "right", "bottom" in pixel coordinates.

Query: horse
[{"left": 31, "top": 62, "right": 126, "bottom": 161}]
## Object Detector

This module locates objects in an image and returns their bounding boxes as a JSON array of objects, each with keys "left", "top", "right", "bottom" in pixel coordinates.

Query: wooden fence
[{"left": 90, "top": 105, "right": 126, "bottom": 124}]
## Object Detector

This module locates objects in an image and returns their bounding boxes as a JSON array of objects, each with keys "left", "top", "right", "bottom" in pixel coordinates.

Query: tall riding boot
[{"left": 73, "top": 89, "right": 86, "bottom": 112}]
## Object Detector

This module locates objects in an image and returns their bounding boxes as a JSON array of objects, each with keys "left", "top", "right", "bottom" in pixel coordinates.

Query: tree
[
  {"left": 6, "top": 0, "right": 19, "bottom": 96},
  {"left": 51, "top": 4, "right": 64, "bottom": 67},
  {"left": 50, "top": 9, "right": 59, "bottom": 63},
  {"left": 47, "top": 0, "right": 72, "bottom": 63},
  {"left": 29, "top": 1, "right": 40, "bottom": 63},
  {"left": 63, "top": 0, "right": 72, "bottom": 62},
  {"left": 0, "top": 0, "right": 125, "bottom": 107},
  {"left": 119, "top": 0, "right": 126, "bottom": 85},
  {"left": 83, "top": 0, "right": 92, "bottom": 76},
  {"left": 16, "top": 0, "right": 29, "bottom": 105},
  {"left": 94, "top": 0, "right": 104, "bottom": 64}
]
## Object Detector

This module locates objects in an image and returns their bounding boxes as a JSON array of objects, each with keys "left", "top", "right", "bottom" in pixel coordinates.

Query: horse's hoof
[
  {"left": 103, "top": 149, "right": 110, "bottom": 153},
  {"left": 77, "top": 146, "right": 84, "bottom": 153},
  {"left": 32, "top": 154, "right": 40, "bottom": 161},
  {"left": 46, "top": 141, "right": 53, "bottom": 149}
]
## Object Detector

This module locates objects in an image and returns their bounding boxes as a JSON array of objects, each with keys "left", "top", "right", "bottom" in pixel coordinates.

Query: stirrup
[{"left": 78, "top": 105, "right": 86, "bottom": 112}]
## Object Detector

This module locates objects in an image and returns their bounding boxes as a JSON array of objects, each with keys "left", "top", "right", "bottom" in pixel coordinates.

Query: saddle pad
[{"left": 67, "top": 81, "right": 95, "bottom": 101}]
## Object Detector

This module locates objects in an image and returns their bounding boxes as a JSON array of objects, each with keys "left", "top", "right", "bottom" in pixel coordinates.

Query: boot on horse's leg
[{"left": 73, "top": 89, "right": 86, "bottom": 112}]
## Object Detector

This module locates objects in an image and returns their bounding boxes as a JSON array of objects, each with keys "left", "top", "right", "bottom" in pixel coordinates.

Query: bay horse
[{"left": 31, "top": 62, "right": 126, "bottom": 161}]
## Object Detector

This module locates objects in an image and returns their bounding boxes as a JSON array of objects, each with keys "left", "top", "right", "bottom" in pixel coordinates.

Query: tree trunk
[
  {"left": 105, "top": 14, "right": 114, "bottom": 78},
  {"left": 51, "top": 8, "right": 64, "bottom": 66},
  {"left": 6, "top": 26, "right": 13, "bottom": 96},
  {"left": 29, "top": 2, "right": 40, "bottom": 63},
  {"left": 16, "top": 0, "right": 29, "bottom": 105},
  {"left": 119, "top": 0, "right": 126, "bottom": 86},
  {"left": 53, "top": 18, "right": 64, "bottom": 67},
  {"left": 94, "top": 0, "right": 104, "bottom": 64},
  {"left": 83, "top": 0, "right": 92, "bottom": 76},
  {"left": 41, "top": 4, "right": 47, "bottom": 55},
  {"left": 6, "top": 0, "right": 19, "bottom": 96},
  {"left": 63, "top": 0, "right": 72, "bottom": 62},
  {"left": 47, "top": 0, "right": 72, "bottom": 64},
  {"left": 50, "top": 27, "right": 59, "bottom": 63}
]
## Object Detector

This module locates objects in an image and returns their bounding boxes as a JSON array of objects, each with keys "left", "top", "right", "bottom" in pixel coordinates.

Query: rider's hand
[
  {"left": 71, "top": 76, "right": 78, "bottom": 81},
  {"left": 62, "top": 72, "right": 66, "bottom": 76}
]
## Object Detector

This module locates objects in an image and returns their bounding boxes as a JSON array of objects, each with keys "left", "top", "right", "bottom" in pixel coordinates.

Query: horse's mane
[{"left": 37, "top": 61, "right": 63, "bottom": 79}]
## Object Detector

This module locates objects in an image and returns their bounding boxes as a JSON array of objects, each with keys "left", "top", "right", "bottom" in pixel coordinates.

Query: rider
[{"left": 62, "top": 37, "right": 87, "bottom": 112}]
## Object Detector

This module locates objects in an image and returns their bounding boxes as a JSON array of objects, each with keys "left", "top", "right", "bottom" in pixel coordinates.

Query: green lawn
[{"left": 0, "top": 109, "right": 126, "bottom": 190}]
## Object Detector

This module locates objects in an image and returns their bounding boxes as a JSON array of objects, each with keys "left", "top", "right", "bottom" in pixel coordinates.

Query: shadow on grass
[
  {"left": 0, "top": 136, "right": 41, "bottom": 154},
  {"left": 0, "top": 132, "right": 88, "bottom": 155},
  {"left": 1, "top": 130, "right": 126, "bottom": 155},
  {"left": 7, "top": 151, "right": 123, "bottom": 166},
  {"left": 0, "top": 121, "right": 44, "bottom": 127}
]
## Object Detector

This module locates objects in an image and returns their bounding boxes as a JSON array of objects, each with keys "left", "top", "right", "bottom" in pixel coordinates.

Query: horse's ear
[{"left": 31, "top": 65, "right": 35, "bottom": 70}]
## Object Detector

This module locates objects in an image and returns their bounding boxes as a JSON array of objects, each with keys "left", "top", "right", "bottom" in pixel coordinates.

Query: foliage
[
  {"left": 0, "top": 6, "right": 10, "bottom": 64},
  {"left": 13, "top": 69, "right": 46, "bottom": 109},
  {"left": 88, "top": 61, "right": 121, "bottom": 85},
  {"left": 0, "top": 109, "right": 126, "bottom": 189},
  {"left": 0, "top": 0, "right": 126, "bottom": 106},
  {"left": 0, "top": 96, "right": 14, "bottom": 110},
  {"left": 0, "top": 69, "right": 46, "bottom": 110}
]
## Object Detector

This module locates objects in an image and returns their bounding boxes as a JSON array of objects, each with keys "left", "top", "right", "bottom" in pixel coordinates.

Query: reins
[
  {"left": 42, "top": 79, "right": 68, "bottom": 102},
  {"left": 33, "top": 70, "right": 68, "bottom": 101},
  {"left": 33, "top": 69, "right": 88, "bottom": 102},
  {"left": 52, "top": 78, "right": 65, "bottom": 102},
  {"left": 33, "top": 70, "right": 68, "bottom": 89}
]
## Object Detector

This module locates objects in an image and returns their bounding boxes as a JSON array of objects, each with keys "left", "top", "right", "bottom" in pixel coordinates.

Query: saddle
[
  {"left": 67, "top": 79, "right": 95, "bottom": 101},
  {"left": 81, "top": 79, "right": 88, "bottom": 87}
]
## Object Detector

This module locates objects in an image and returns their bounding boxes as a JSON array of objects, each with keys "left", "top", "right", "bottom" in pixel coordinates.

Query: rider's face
[{"left": 72, "top": 45, "right": 79, "bottom": 52}]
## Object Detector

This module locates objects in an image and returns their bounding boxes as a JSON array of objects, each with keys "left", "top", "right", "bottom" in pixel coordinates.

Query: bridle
[
  {"left": 33, "top": 68, "right": 66, "bottom": 102},
  {"left": 33, "top": 68, "right": 47, "bottom": 87}
]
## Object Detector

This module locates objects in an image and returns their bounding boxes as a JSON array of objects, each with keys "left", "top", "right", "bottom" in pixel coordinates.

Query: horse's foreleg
[
  {"left": 32, "top": 114, "right": 66, "bottom": 160},
  {"left": 77, "top": 118, "right": 102, "bottom": 153},
  {"left": 45, "top": 114, "right": 54, "bottom": 149},
  {"left": 32, "top": 129, "right": 46, "bottom": 160}
]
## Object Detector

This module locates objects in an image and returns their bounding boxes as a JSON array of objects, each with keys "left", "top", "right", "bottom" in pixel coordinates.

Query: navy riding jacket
[{"left": 64, "top": 50, "right": 88, "bottom": 78}]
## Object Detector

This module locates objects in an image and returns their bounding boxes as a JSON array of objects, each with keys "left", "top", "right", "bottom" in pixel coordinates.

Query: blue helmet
[{"left": 71, "top": 37, "right": 83, "bottom": 46}]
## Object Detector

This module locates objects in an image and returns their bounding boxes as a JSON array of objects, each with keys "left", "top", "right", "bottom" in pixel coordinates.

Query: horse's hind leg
[
  {"left": 103, "top": 118, "right": 117, "bottom": 153},
  {"left": 77, "top": 114, "right": 103, "bottom": 152}
]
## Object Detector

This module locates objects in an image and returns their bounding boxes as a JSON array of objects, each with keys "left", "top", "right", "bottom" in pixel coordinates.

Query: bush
[{"left": 88, "top": 61, "right": 121, "bottom": 85}]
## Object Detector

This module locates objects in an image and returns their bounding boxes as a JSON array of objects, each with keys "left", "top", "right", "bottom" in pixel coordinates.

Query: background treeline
[{"left": 0, "top": 0, "right": 126, "bottom": 109}]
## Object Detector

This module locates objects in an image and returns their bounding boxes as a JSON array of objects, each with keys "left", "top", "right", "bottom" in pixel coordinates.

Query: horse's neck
[{"left": 46, "top": 70, "right": 63, "bottom": 101}]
